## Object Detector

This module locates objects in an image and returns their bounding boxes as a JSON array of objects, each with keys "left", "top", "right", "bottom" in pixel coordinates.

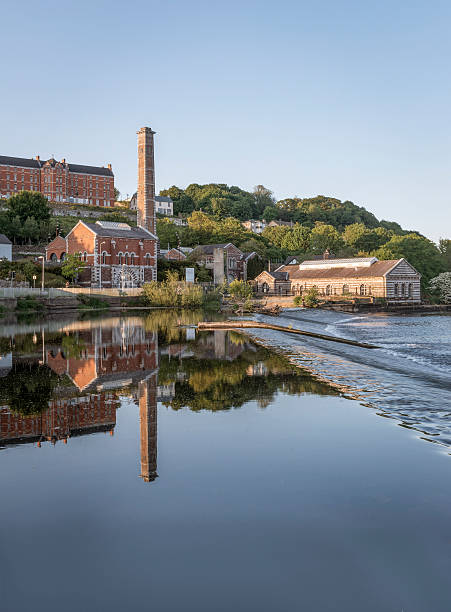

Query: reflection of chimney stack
[
  {"left": 137, "top": 127, "right": 156, "bottom": 235},
  {"left": 138, "top": 376, "right": 158, "bottom": 483}
]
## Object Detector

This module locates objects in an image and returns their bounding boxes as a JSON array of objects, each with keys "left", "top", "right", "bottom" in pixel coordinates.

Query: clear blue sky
[{"left": 2, "top": 0, "right": 450, "bottom": 241}]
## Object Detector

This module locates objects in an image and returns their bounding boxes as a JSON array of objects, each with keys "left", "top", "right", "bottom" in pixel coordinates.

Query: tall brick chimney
[{"left": 137, "top": 127, "right": 156, "bottom": 235}]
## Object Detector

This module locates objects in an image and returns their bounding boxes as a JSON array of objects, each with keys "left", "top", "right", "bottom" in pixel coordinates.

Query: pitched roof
[
  {"left": 281, "top": 259, "right": 402, "bottom": 280},
  {"left": 191, "top": 243, "right": 236, "bottom": 255},
  {"left": 0, "top": 155, "right": 40, "bottom": 169},
  {"left": 0, "top": 155, "right": 113, "bottom": 176},
  {"left": 257, "top": 269, "right": 289, "bottom": 280},
  {"left": 0, "top": 233, "right": 12, "bottom": 245},
  {"left": 155, "top": 195, "right": 173, "bottom": 203},
  {"left": 80, "top": 221, "right": 156, "bottom": 240},
  {"left": 68, "top": 163, "right": 113, "bottom": 177},
  {"left": 300, "top": 257, "right": 376, "bottom": 267}
]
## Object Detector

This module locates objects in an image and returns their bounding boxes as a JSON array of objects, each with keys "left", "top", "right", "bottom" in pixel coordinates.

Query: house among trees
[
  {"left": 159, "top": 246, "right": 193, "bottom": 261},
  {"left": 242, "top": 219, "right": 267, "bottom": 234},
  {"left": 0, "top": 233, "right": 12, "bottom": 261},
  {"left": 191, "top": 243, "right": 260, "bottom": 281},
  {"left": 254, "top": 256, "right": 421, "bottom": 302}
]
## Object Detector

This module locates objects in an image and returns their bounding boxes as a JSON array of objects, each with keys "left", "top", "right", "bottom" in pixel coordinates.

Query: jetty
[{"left": 197, "top": 320, "right": 379, "bottom": 349}]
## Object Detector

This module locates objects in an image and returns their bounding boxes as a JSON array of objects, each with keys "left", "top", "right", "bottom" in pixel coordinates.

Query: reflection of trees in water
[
  {"left": 158, "top": 345, "right": 339, "bottom": 412},
  {"left": 0, "top": 363, "right": 61, "bottom": 415},
  {"left": 143, "top": 309, "right": 226, "bottom": 344}
]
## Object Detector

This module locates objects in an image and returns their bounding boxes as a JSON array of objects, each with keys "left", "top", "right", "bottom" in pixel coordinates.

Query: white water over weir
[{"left": 197, "top": 320, "right": 380, "bottom": 349}]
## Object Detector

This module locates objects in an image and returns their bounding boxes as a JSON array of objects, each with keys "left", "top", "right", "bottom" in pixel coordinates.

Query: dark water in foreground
[{"left": 1, "top": 311, "right": 451, "bottom": 611}]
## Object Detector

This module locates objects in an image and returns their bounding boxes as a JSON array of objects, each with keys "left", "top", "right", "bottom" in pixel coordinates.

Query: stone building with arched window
[{"left": 254, "top": 257, "right": 421, "bottom": 302}]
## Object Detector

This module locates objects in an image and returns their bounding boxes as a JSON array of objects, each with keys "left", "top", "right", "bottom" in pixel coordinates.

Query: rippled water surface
[
  {"left": 250, "top": 310, "right": 451, "bottom": 448},
  {"left": 1, "top": 311, "right": 451, "bottom": 612}
]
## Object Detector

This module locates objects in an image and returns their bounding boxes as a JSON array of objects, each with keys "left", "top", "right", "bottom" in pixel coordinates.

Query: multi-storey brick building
[
  {"left": 48, "top": 127, "right": 158, "bottom": 287},
  {"left": 0, "top": 154, "right": 114, "bottom": 207}
]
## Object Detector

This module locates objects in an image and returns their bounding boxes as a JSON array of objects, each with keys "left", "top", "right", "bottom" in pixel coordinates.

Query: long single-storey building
[{"left": 254, "top": 256, "right": 421, "bottom": 302}]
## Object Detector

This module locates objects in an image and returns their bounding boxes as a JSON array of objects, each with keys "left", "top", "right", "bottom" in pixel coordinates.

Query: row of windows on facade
[
  {"left": 262, "top": 282, "right": 415, "bottom": 297},
  {"left": 80, "top": 251, "right": 153, "bottom": 265}
]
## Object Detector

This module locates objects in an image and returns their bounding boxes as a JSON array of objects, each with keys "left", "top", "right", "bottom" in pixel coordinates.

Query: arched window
[
  {"left": 60, "top": 252, "right": 66, "bottom": 262},
  {"left": 401, "top": 283, "right": 405, "bottom": 296},
  {"left": 118, "top": 252, "right": 123, "bottom": 265},
  {"left": 50, "top": 253, "right": 57, "bottom": 262},
  {"left": 130, "top": 253, "right": 135, "bottom": 265},
  {"left": 83, "top": 251, "right": 87, "bottom": 262},
  {"left": 102, "top": 251, "right": 107, "bottom": 264},
  {"left": 408, "top": 283, "right": 413, "bottom": 297},
  {"left": 394, "top": 283, "right": 398, "bottom": 296},
  {"left": 145, "top": 253, "right": 151, "bottom": 266},
  {"left": 360, "top": 284, "right": 366, "bottom": 296},
  {"left": 124, "top": 253, "right": 129, "bottom": 265},
  {"left": 262, "top": 282, "right": 269, "bottom": 293},
  {"left": 325, "top": 284, "right": 331, "bottom": 296}
]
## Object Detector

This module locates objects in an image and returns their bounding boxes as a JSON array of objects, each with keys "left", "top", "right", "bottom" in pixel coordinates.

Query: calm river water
[{"left": 0, "top": 310, "right": 450, "bottom": 611}]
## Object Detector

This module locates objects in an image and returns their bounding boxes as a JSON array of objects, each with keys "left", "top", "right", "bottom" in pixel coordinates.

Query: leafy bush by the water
[
  {"left": 143, "top": 271, "right": 205, "bottom": 308},
  {"left": 15, "top": 296, "right": 44, "bottom": 312},
  {"left": 429, "top": 272, "right": 451, "bottom": 303},
  {"left": 302, "top": 287, "right": 320, "bottom": 308},
  {"left": 77, "top": 295, "right": 109, "bottom": 309},
  {"left": 293, "top": 296, "right": 303, "bottom": 306}
]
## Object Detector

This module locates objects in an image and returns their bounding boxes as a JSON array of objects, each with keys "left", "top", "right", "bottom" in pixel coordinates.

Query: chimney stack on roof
[
  {"left": 107, "top": 163, "right": 112, "bottom": 170},
  {"left": 35, "top": 155, "right": 40, "bottom": 160}
]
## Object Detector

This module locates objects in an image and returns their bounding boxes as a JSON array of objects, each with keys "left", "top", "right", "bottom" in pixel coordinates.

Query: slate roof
[
  {"left": 0, "top": 233, "right": 12, "bottom": 245},
  {"left": 0, "top": 155, "right": 113, "bottom": 176},
  {"left": 300, "top": 257, "right": 376, "bottom": 267},
  {"left": 191, "top": 243, "right": 235, "bottom": 255},
  {"left": 281, "top": 260, "right": 402, "bottom": 280},
  {"left": 68, "top": 163, "right": 113, "bottom": 177},
  {"left": 259, "top": 269, "right": 289, "bottom": 280},
  {"left": 156, "top": 195, "right": 173, "bottom": 203},
  {"left": 0, "top": 155, "right": 40, "bottom": 169},
  {"left": 81, "top": 221, "right": 156, "bottom": 240}
]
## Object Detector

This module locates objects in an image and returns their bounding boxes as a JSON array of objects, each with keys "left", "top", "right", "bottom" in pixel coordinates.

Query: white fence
[{"left": 0, "top": 287, "right": 144, "bottom": 298}]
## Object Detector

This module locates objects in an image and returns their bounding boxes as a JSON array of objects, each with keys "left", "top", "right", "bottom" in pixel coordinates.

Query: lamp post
[
  {"left": 32, "top": 274, "right": 37, "bottom": 289},
  {"left": 38, "top": 256, "right": 45, "bottom": 292},
  {"left": 99, "top": 241, "right": 106, "bottom": 289}
]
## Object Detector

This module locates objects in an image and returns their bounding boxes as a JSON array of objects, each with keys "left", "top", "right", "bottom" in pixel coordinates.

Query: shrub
[
  {"left": 77, "top": 295, "right": 109, "bottom": 309},
  {"left": 15, "top": 296, "right": 44, "bottom": 312},
  {"left": 228, "top": 280, "right": 253, "bottom": 299},
  {"left": 143, "top": 270, "right": 206, "bottom": 309},
  {"left": 303, "top": 287, "right": 320, "bottom": 308}
]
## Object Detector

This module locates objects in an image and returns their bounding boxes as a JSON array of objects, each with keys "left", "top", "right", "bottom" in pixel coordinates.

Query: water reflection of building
[
  {"left": 0, "top": 321, "right": 159, "bottom": 484},
  {"left": 0, "top": 393, "right": 118, "bottom": 446}
]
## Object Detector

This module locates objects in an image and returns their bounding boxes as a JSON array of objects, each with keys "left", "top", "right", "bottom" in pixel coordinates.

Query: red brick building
[
  {"left": 0, "top": 155, "right": 115, "bottom": 207},
  {"left": 65, "top": 220, "right": 157, "bottom": 287},
  {"left": 61, "top": 127, "right": 158, "bottom": 287}
]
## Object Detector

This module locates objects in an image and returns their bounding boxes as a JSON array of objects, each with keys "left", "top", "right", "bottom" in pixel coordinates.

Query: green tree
[
  {"left": 373, "top": 234, "right": 444, "bottom": 288},
  {"left": 262, "top": 225, "right": 291, "bottom": 248},
  {"left": 215, "top": 217, "right": 247, "bottom": 244},
  {"left": 281, "top": 224, "right": 311, "bottom": 252},
  {"left": 253, "top": 185, "right": 275, "bottom": 216},
  {"left": 62, "top": 253, "right": 87, "bottom": 283},
  {"left": 310, "top": 224, "right": 343, "bottom": 254},
  {"left": 438, "top": 238, "right": 451, "bottom": 271},
  {"left": 262, "top": 206, "right": 278, "bottom": 222},
  {"left": 6, "top": 191, "right": 51, "bottom": 224},
  {"left": 22, "top": 216, "right": 39, "bottom": 244}
]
